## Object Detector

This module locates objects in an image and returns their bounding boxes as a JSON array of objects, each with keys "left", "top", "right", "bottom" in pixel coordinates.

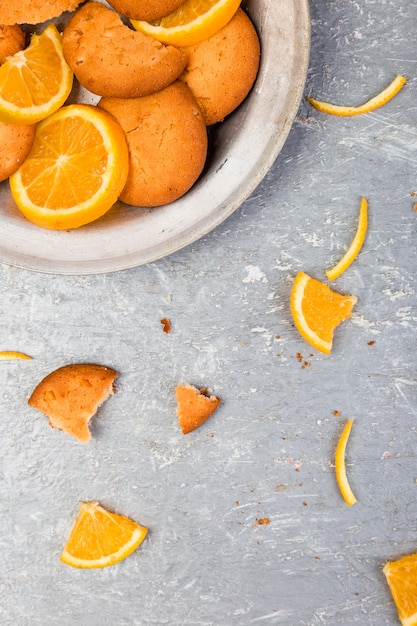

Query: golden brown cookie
[
  {"left": 62, "top": 1, "right": 187, "bottom": 98},
  {"left": 106, "top": 0, "right": 186, "bottom": 21},
  {"left": 0, "top": 24, "right": 25, "bottom": 64},
  {"left": 0, "top": 120, "right": 36, "bottom": 182},
  {"left": 175, "top": 383, "right": 221, "bottom": 434},
  {"left": 180, "top": 8, "right": 260, "bottom": 125},
  {"left": 28, "top": 363, "right": 118, "bottom": 443},
  {"left": 99, "top": 81, "right": 208, "bottom": 207},
  {"left": 0, "top": 0, "right": 82, "bottom": 25}
]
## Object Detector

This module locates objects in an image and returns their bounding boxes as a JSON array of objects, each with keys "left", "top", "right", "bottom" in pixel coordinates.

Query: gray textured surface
[{"left": 1, "top": 0, "right": 417, "bottom": 624}]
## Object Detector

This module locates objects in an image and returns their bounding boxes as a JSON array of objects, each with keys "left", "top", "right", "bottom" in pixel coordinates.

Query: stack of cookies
[{"left": 0, "top": 0, "right": 261, "bottom": 212}]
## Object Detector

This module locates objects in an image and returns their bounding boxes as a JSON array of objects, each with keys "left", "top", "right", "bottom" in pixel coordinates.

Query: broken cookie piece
[
  {"left": 0, "top": 0, "right": 82, "bottom": 25},
  {"left": 175, "top": 383, "right": 221, "bottom": 434},
  {"left": 28, "top": 363, "right": 117, "bottom": 443}
]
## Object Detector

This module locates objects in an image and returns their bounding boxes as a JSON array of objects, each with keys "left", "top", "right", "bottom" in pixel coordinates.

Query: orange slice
[
  {"left": 383, "top": 553, "right": 417, "bottom": 626},
  {"left": 10, "top": 103, "right": 129, "bottom": 230},
  {"left": 0, "top": 23, "right": 73, "bottom": 125},
  {"left": 306, "top": 74, "right": 406, "bottom": 116},
  {"left": 326, "top": 197, "right": 368, "bottom": 281},
  {"left": 131, "top": 0, "right": 242, "bottom": 47},
  {"left": 290, "top": 271, "right": 358, "bottom": 354},
  {"left": 0, "top": 351, "right": 32, "bottom": 360},
  {"left": 60, "top": 501, "right": 148, "bottom": 569},
  {"left": 335, "top": 419, "right": 357, "bottom": 506}
]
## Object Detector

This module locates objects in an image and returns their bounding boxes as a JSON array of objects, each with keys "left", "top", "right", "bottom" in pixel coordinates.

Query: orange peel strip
[
  {"left": 335, "top": 419, "right": 357, "bottom": 506},
  {"left": 0, "top": 351, "right": 32, "bottom": 360},
  {"left": 326, "top": 197, "right": 368, "bottom": 281},
  {"left": 306, "top": 74, "right": 406, "bottom": 116}
]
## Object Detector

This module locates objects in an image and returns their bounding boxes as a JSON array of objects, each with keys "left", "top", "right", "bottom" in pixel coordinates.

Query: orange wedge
[
  {"left": 383, "top": 553, "right": 417, "bottom": 626},
  {"left": 0, "top": 351, "right": 32, "bottom": 360},
  {"left": 326, "top": 197, "right": 368, "bottom": 281},
  {"left": 60, "top": 501, "right": 148, "bottom": 569},
  {"left": 10, "top": 103, "right": 129, "bottom": 230},
  {"left": 306, "top": 74, "right": 406, "bottom": 116},
  {"left": 335, "top": 419, "right": 357, "bottom": 506},
  {"left": 0, "top": 23, "right": 73, "bottom": 125},
  {"left": 131, "top": 0, "right": 242, "bottom": 47},
  {"left": 290, "top": 271, "right": 358, "bottom": 354}
]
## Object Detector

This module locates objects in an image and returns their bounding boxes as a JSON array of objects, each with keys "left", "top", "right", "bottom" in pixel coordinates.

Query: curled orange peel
[
  {"left": 0, "top": 351, "right": 32, "bottom": 360},
  {"left": 326, "top": 197, "right": 368, "bottom": 281},
  {"left": 306, "top": 74, "right": 406, "bottom": 116},
  {"left": 335, "top": 419, "right": 357, "bottom": 506}
]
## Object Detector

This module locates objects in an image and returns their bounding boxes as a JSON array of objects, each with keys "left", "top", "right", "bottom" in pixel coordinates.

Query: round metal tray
[{"left": 0, "top": 0, "right": 310, "bottom": 274}]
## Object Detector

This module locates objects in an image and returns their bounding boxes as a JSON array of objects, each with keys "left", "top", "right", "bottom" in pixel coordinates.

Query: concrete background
[{"left": 1, "top": 0, "right": 417, "bottom": 624}]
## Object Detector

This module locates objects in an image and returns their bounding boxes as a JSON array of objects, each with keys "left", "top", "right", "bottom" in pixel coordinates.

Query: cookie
[
  {"left": 106, "top": 0, "right": 186, "bottom": 21},
  {"left": 28, "top": 363, "right": 118, "bottom": 443},
  {"left": 175, "top": 383, "right": 221, "bottom": 434},
  {"left": 0, "top": 24, "right": 25, "bottom": 64},
  {"left": 62, "top": 1, "right": 187, "bottom": 98},
  {"left": 0, "top": 120, "right": 36, "bottom": 182},
  {"left": 180, "top": 8, "right": 260, "bottom": 125},
  {"left": 0, "top": 0, "right": 82, "bottom": 25},
  {"left": 99, "top": 81, "right": 208, "bottom": 207}
]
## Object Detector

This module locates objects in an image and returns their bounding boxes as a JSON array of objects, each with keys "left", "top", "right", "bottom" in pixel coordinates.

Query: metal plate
[{"left": 0, "top": 0, "right": 310, "bottom": 274}]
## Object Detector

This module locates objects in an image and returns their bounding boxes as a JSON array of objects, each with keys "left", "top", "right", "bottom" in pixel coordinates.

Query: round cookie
[
  {"left": 0, "top": 120, "right": 36, "bottom": 182},
  {"left": 180, "top": 8, "right": 261, "bottom": 125},
  {"left": 62, "top": 1, "right": 187, "bottom": 98},
  {"left": 0, "top": 24, "right": 25, "bottom": 64},
  {"left": 106, "top": 0, "right": 186, "bottom": 21},
  {"left": 98, "top": 82, "right": 208, "bottom": 207},
  {"left": 0, "top": 0, "right": 82, "bottom": 25}
]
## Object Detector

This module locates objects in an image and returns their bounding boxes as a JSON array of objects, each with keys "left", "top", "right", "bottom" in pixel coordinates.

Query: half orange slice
[
  {"left": 131, "top": 0, "right": 242, "bottom": 47},
  {"left": 290, "top": 272, "right": 358, "bottom": 354}
]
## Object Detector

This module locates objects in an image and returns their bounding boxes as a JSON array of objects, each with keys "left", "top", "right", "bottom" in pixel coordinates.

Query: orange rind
[
  {"left": 290, "top": 271, "right": 358, "bottom": 354},
  {"left": 306, "top": 74, "right": 406, "bottom": 116},
  {"left": 0, "top": 351, "right": 32, "bottom": 360},
  {"left": 131, "top": 0, "right": 242, "bottom": 47},
  {"left": 60, "top": 501, "right": 148, "bottom": 568},
  {"left": 326, "top": 197, "right": 368, "bottom": 281},
  {"left": 383, "top": 552, "right": 417, "bottom": 625},
  {"left": 335, "top": 419, "right": 357, "bottom": 506}
]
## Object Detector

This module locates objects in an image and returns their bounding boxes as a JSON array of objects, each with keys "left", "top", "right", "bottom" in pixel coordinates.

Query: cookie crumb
[{"left": 160, "top": 317, "right": 171, "bottom": 333}]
